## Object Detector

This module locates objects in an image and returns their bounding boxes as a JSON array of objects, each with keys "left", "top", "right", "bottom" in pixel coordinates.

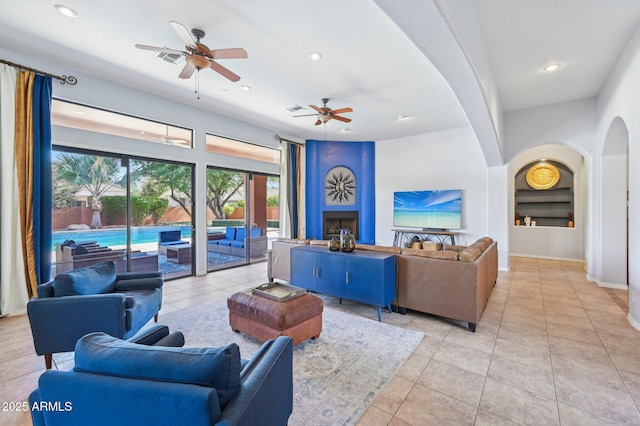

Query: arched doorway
[{"left": 600, "top": 117, "right": 629, "bottom": 287}]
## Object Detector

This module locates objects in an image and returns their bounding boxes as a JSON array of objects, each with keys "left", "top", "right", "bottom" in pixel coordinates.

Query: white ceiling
[{"left": 1, "top": 0, "right": 640, "bottom": 143}]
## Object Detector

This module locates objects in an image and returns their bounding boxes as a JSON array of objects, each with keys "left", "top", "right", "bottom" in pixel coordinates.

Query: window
[
  {"left": 206, "top": 134, "right": 280, "bottom": 164},
  {"left": 51, "top": 99, "right": 193, "bottom": 148}
]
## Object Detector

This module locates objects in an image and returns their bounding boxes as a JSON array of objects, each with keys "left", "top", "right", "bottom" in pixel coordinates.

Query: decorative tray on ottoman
[{"left": 251, "top": 282, "right": 307, "bottom": 302}]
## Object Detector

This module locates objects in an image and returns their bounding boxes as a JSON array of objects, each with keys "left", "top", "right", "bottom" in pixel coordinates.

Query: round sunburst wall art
[
  {"left": 526, "top": 163, "right": 560, "bottom": 190},
  {"left": 325, "top": 166, "right": 356, "bottom": 205}
]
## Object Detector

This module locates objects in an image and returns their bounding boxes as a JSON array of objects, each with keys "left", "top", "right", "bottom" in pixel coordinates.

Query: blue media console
[{"left": 290, "top": 245, "right": 396, "bottom": 322}]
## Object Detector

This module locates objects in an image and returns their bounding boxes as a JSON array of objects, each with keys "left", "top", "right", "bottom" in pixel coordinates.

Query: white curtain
[{"left": 0, "top": 64, "right": 29, "bottom": 315}]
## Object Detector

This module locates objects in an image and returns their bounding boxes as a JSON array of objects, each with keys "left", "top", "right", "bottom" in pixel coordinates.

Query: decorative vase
[
  {"left": 340, "top": 230, "right": 356, "bottom": 252},
  {"left": 328, "top": 237, "right": 340, "bottom": 251}
]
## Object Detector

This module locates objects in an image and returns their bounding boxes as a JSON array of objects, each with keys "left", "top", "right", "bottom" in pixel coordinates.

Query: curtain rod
[
  {"left": 275, "top": 135, "right": 305, "bottom": 146},
  {"left": 0, "top": 58, "right": 77, "bottom": 85}
]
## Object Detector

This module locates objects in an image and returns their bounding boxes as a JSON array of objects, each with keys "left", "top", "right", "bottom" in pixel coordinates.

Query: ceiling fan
[
  {"left": 294, "top": 98, "right": 353, "bottom": 125},
  {"left": 135, "top": 21, "right": 247, "bottom": 82}
]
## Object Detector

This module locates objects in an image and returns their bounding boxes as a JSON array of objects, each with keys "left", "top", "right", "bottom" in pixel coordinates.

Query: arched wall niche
[
  {"left": 514, "top": 160, "right": 574, "bottom": 228},
  {"left": 509, "top": 144, "right": 586, "bottom": 261}
]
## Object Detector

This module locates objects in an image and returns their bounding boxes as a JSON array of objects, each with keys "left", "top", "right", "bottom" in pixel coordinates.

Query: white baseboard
[
  {"left": 585, "top": 275, "right": 629, "bottom": 290},
  {"left": 509, "top": 253, "right": 584, "bottom": 263},
  {"left": 628, "top": 313, "right": 640, "bottom": 332}
]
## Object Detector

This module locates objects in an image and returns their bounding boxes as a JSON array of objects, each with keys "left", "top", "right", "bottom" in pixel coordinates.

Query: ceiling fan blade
[
  {"left": 293, "top": 113, "right": 320, "bottom": 117},
  {"left": 209, "top": 61, "right": 241, "bottom": 82},
  {"left": 314, "top": 119, "right": 323, "bottom": 126},
  {"left": 207, "top": 48, "right": 248, "bottom": 59},
  {"left": 309, "top": 104, "right": 323, "bottom": 113},
  {"left": 330, "top": 107, "right": 353, "bottom": 115},
  {"left": 178, "top": 63, "right": 196, "bottom": 79},
  {"left": 135, "top": 44, "right": 186, "bottom": 56},
  {"left": 331, "top": 115, "right": 352, "bottom": 123},
  {"left": 169, "top": 21, "right": 197, "bottom": 50}
]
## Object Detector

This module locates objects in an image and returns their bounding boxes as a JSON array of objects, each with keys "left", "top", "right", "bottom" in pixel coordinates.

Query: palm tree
[{"left": 55, "top": 153, "right": 124, "bottom": 229}]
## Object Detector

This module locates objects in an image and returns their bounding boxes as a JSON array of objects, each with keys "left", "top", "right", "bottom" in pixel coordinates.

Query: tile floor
[{"left": 1, "top": 256, "right": 639, "bottom": 425}]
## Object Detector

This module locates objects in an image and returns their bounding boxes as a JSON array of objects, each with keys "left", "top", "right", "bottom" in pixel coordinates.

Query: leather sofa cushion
[
  {"left": 473, "top": 237, "right": 493, "bottom": 251},
  {"left": 75, "top": 332, "right": 241, "bottom": 410},
  {"left": 401, "top": 248, "right": 459, "bottom": 260},
  {"left": 52, "top": 261, "right": 117, "bottom": 297},
  {"left": 459, "top": 245, "right": 482, "bottom": 262}
]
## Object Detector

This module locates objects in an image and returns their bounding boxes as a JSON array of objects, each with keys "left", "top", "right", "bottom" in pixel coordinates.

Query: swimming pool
[{"left": 52, "top": 225, "right": 194, "bottom": 250}]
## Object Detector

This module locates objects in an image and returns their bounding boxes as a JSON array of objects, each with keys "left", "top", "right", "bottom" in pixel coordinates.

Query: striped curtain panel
[
  {"left": 0, "top": 65, "right": 52, "bottom": 316},
  {"left": 279, "top": 140, "right": 305, "bottom": 239}
]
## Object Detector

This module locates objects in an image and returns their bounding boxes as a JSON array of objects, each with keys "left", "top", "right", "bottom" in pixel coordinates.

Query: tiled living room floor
[{"left": 1, "top": 256, "right": 639, "bottom": 425}]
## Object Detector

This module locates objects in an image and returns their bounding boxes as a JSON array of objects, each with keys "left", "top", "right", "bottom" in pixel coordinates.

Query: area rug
[{"left": 160, "top": 297, "right": 424, "bottom": 426}]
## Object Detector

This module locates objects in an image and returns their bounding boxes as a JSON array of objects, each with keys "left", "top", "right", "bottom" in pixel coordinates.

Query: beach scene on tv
[{"left": 393, "top": 189, "right": 462, "bottom": 230}]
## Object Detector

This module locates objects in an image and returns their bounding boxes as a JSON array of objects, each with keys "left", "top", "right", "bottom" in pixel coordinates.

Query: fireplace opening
[{"left": 323, "top": 211, "right": 359, "bottom": 240}]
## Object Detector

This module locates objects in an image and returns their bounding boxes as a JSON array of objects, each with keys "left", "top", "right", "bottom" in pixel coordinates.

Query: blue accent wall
[{"left": 305, "top": 140, "right": 375, "bottom": 244}]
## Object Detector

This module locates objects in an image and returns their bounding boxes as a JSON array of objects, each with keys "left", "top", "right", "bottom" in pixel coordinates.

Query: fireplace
[{"left": 323, "top": 211, "right": 359, "bottom": 240}]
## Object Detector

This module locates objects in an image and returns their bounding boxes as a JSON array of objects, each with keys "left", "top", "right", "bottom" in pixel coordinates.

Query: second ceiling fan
[{"left": 294, "top": 98, "right": 353, "bottom": 125}]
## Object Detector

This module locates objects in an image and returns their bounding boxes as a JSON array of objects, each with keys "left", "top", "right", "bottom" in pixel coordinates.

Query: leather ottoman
[{"left": 227, "top": 291, "right": 323, "bottom": 345}]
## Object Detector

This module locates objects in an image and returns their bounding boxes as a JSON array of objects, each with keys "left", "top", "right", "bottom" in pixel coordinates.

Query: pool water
[{"left": 52, "top": 225, "right": 194, "bottom": 250}]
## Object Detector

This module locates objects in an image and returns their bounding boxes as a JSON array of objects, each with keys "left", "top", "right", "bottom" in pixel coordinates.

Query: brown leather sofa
[
  {"left": 394, "top": 237, "right": 498, "bottom": 332},
  {"left": 267, "top": 237, "right": 498, "bottom": 332}
]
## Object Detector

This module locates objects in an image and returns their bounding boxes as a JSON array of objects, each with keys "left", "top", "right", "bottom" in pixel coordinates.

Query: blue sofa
[
  {"left": 29, "top": 333, "right": 294, "bottom": 426},
  {"left": 27, "top": 261, "right": 163, "bottom": 369},
  {"left": 208, "top": 226, "right": 268, "bottom": 258}
]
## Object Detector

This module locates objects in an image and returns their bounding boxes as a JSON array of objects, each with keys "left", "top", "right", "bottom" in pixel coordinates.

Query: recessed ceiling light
[
  {"left": 340, "top": 128, "right": 351, "bottom": 132},
  {"left": 397, "top": 115, "right": 409, "bottom": 120},
  {"left": 542, "top": 63, "right": 561, "bottom": 72},
  {"left": 308, "top": 52, "right": 323, "bottom": 61},
  {"left": 241, "top": 85, "right": 252, "bottom": 91},
  {"left": 54, "top": 4, "right": 79, "bottom": 18}
]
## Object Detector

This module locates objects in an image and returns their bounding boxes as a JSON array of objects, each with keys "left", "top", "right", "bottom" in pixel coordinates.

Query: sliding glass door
[
  {"left": 205, "top": 168, "right": 279, "bottom": 272},
  {"left": 51, "top": 147, "right": 194, "bottom": 280}
]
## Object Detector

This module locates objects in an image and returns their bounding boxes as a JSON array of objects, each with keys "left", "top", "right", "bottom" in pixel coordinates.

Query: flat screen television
[{"left": 393, "top": 189, "right": 462, "bottom": 230}]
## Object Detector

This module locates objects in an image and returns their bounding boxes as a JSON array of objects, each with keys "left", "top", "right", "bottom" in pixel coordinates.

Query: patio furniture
[
  {"left": 208, "top": 226, "right": 268, "bottom": 258},
  {"left": 157, "top": 230, "right": 189, "bottom": 255},
  {"left": 57, "top": 242, "right": 125, "bottom": 273},
  {"left": 166, "top": 243, "right": 192, "bottom": 264}
]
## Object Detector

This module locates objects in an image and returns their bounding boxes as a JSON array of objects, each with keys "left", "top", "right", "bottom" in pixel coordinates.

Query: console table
[
  {"left": 392, "top": 228, "right": 458, "bottom": 248},
  {"left": 290, "top": 246, "right": 396, "bottom": 322}
]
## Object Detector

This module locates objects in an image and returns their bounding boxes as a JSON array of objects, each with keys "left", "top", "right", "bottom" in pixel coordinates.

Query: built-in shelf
[{"left": 515, "top": 161, "right": 574, "bottom": 227}]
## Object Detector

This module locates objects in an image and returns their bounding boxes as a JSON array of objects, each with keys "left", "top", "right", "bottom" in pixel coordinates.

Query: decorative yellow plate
[{"left": 526, "top": 163, "right": 560, "bottom": 190}]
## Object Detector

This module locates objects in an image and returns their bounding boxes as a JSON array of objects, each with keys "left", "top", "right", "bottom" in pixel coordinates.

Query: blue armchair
[
  {"left": 29, "top": 333, "right": 293, "bottom": 426},
  {"left": 27, "top": 261, "right": 163, "bottom": 369}
]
